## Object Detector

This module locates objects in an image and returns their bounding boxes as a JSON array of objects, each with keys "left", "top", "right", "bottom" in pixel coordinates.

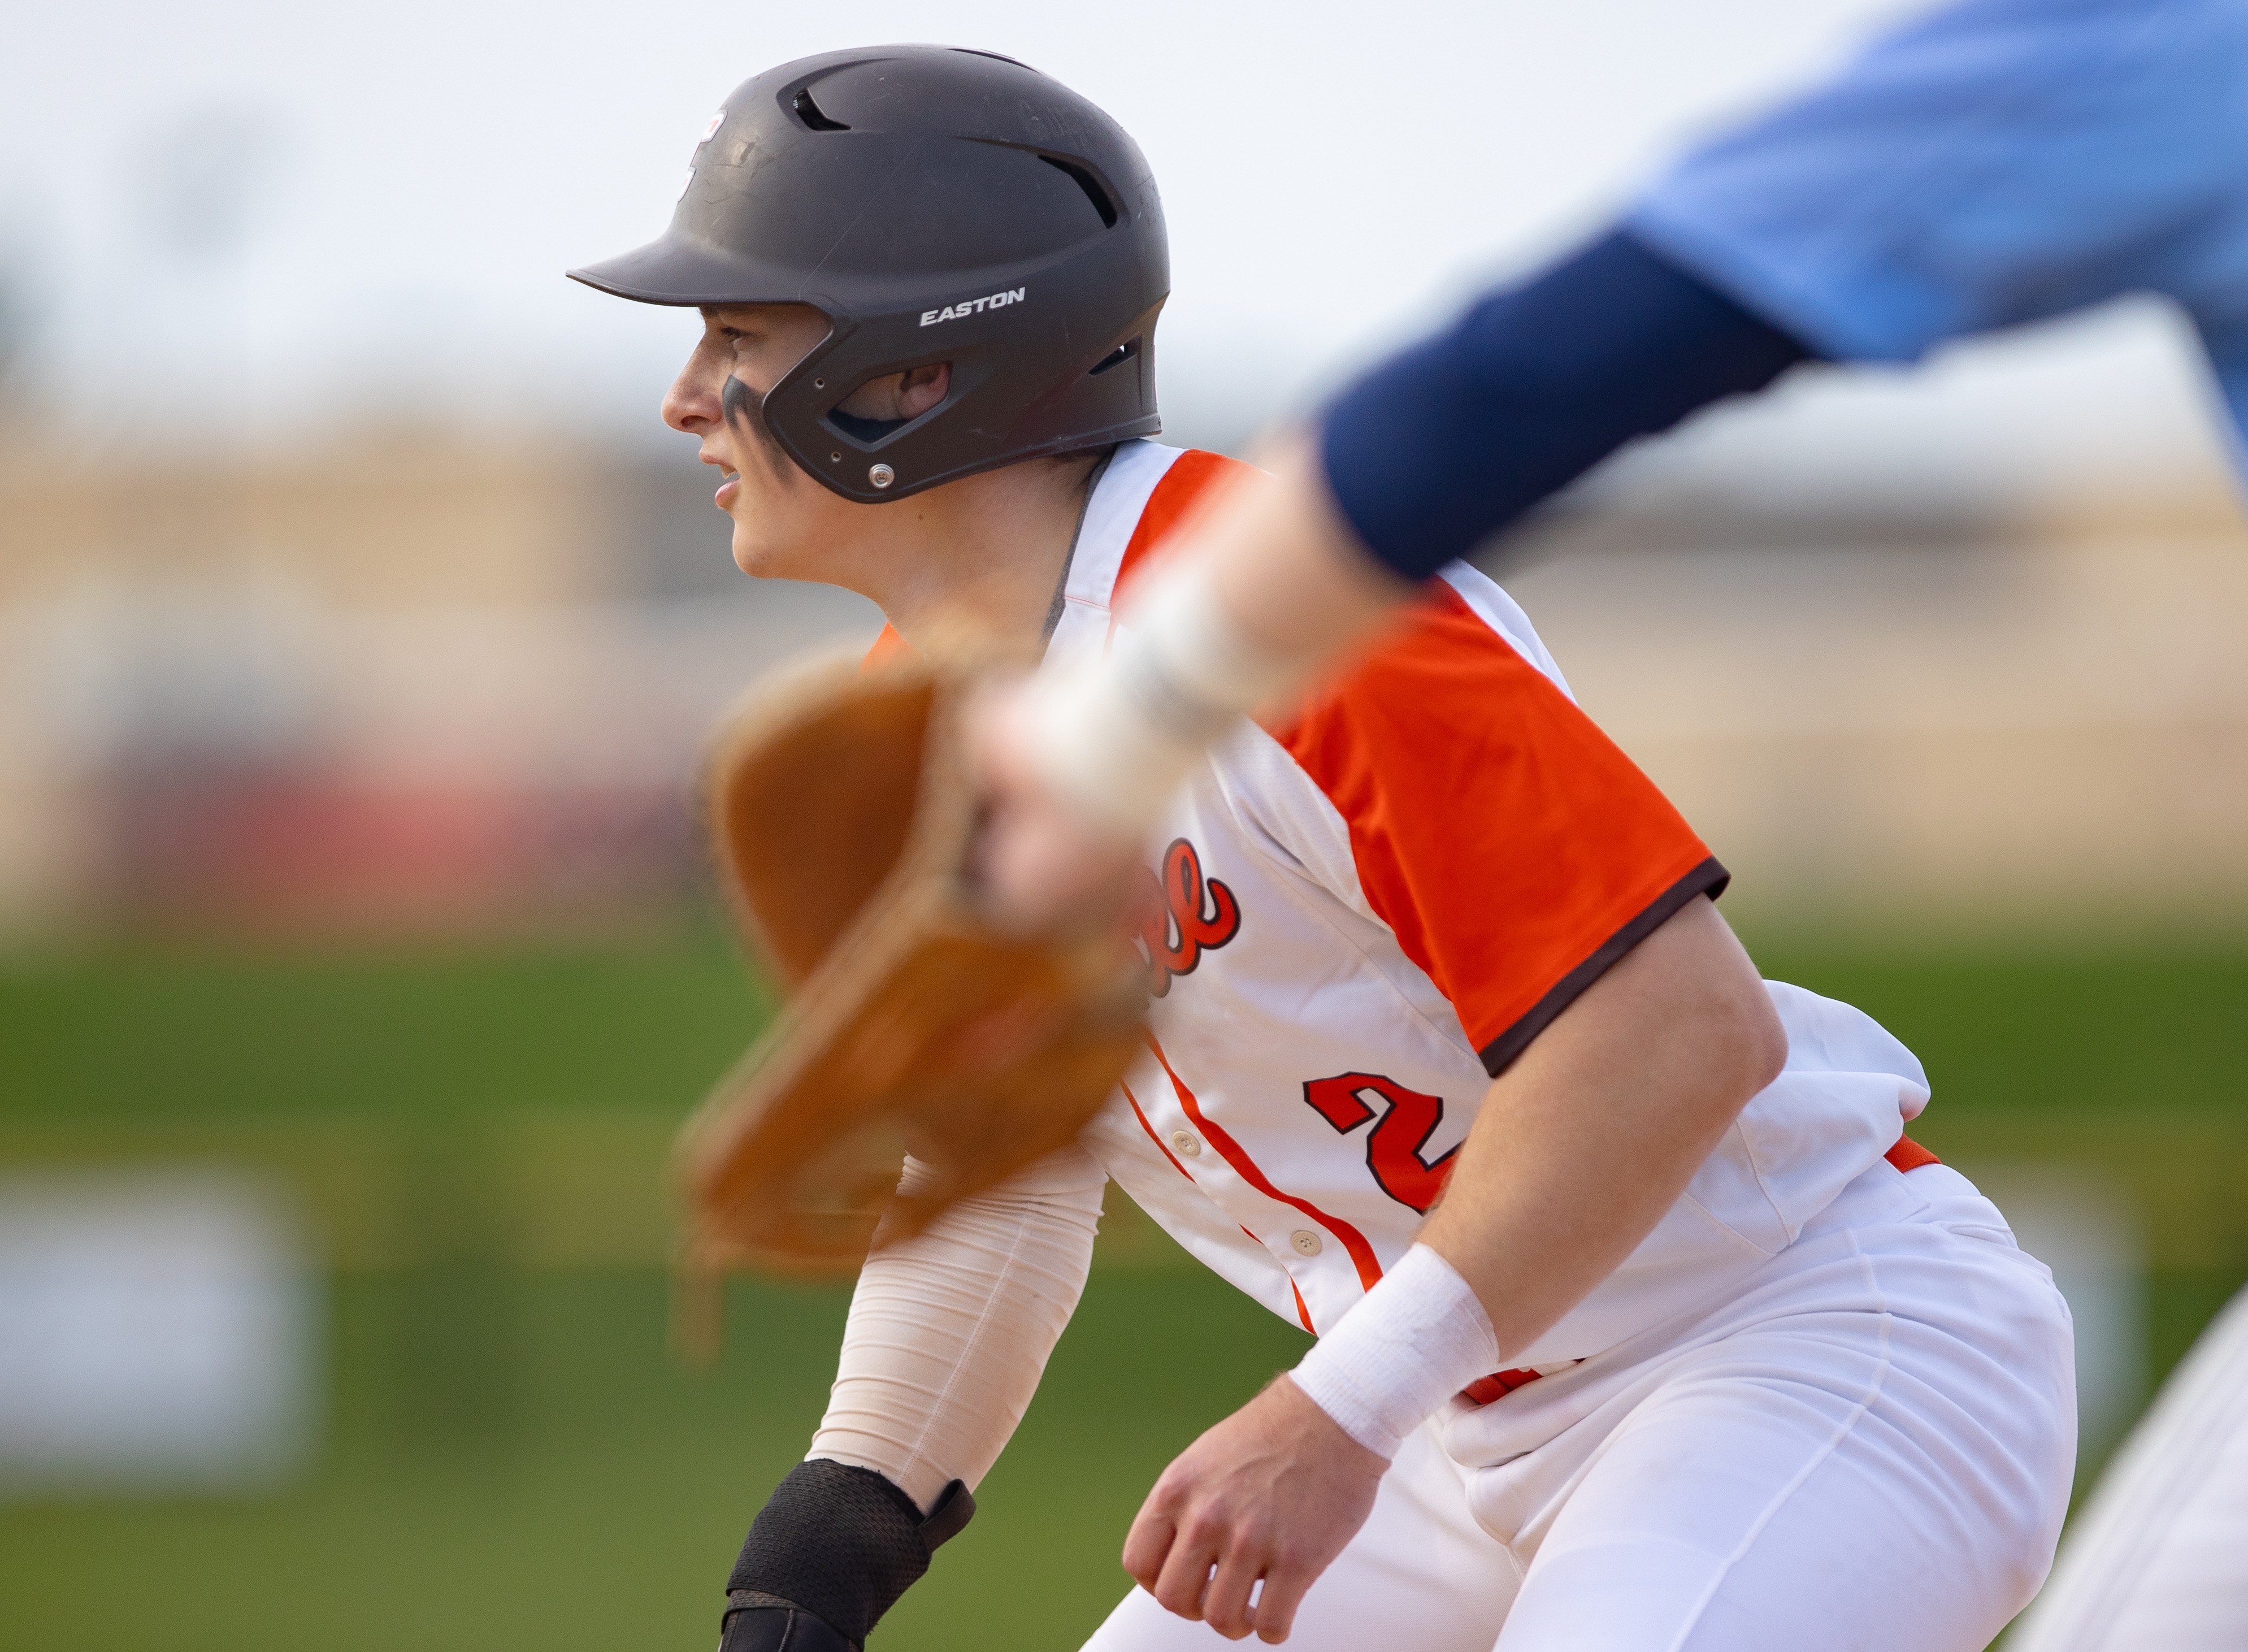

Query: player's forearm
[
  {"left": 1414, "top": 896, "right": 1786, "bottom": 1354},
  {"left": 1287, "top": 898, "right": 1784, "bottom": 1461},
  {"left": 810, "top": 1145, "right": 1104, "bottom": 1506},
  {"left": 721, "top": 1147, "right": 1104, "bottom": 1651}
]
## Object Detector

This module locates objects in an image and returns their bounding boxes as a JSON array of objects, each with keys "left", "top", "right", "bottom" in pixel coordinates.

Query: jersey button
[
  {"left": 1170, "top": 1130, "right": 1203, "bottom": 1159},
  {"left": 1289, "top": 1229, "right": 1323, "bottom": 1257}
]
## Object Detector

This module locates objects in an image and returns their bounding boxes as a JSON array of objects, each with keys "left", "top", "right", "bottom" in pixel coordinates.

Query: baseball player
[
  {"left": 969, "top": 9, "right": 2248, "bottom": 1646},
  {"left": 570, "top": 45, "right": 2074, "bottom": 1652}
]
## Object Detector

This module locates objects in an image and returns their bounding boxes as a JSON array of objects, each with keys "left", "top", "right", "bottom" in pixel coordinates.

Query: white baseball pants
[
  {"left": 2007, "top": 1281, "right": 2248, "bottom": 1651},
  {"left": 1081, "top": 1161, "right": 2076, "bottom": 1652}
]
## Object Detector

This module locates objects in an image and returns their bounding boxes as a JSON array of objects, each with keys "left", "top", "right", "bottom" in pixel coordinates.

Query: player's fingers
[
  {"left": 1199, "top": 1543, "right": 1267, "bottom": 1641},
  {"left": 1249, "top": 1560, "right": 1317, "bottom": 1646},
  {"left": 1149, "top": 1526, "right": 1222, "bottom": 1621},
  {"left": 1120, "top": 1504, "right": 1178, "bottom": 1593}
]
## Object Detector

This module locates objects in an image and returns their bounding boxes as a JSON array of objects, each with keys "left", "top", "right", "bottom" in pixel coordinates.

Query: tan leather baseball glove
[{"left": 676, "top": 644, "right": 1145, "bottom": 1291}]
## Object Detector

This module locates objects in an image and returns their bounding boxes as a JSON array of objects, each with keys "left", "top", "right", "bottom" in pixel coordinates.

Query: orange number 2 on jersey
[{"left": 1302, "top": 1072, "right": 1457, "bottom": 1215}]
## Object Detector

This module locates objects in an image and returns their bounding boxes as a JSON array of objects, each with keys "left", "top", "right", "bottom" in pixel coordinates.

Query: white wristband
[
  {"left": 1287, "top": 1244, "right": 1500, "bottom": 1461},
  {"left": 1028, "top": 558, "right": 1299, "bottom": 836}
]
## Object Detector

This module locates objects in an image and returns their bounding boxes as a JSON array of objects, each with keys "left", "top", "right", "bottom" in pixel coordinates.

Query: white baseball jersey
[{"left": 870, "top": 440, "right": 1937, "bottom": 1368}]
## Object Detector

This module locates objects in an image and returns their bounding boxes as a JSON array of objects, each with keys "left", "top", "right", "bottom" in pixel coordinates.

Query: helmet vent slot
[
  {"left": 1041, "top": 157, "right": 1118, "bottom": 229},
  {"left": 792, "top": 88, "right": 852, "bottom": 132},
  {"left": 1089, "top": 338, "right": 1140, "bottom": 376}
]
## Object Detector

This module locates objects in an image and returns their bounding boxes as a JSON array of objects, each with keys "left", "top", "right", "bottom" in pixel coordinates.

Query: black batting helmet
[{"left": 569, "top": 45, "right": 1168, "bottom": 504}]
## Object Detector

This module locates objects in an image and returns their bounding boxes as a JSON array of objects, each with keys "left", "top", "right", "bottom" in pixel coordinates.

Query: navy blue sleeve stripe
[{"left": 1318, "top": 228, "right": 1815, "bottom": 583}]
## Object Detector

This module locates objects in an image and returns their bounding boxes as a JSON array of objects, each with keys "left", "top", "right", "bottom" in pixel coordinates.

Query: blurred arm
[
  {"left": 1208, "top": 0, "right": 2248, "bottom": 626},
  {"left": 1314, "top": 228, "right": 1810, "bottom": 586},
  {"left": 996, "top": 1, "right": 2248, "bottom": 922},
  {"left": 983, "top": 235, "right": 1808, "bottom": 926}
]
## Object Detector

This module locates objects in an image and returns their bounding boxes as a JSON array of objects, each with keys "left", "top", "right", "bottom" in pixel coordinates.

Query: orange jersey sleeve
[{"left": 1264, "top": 582, "right": 1726, "bottom": 1076}]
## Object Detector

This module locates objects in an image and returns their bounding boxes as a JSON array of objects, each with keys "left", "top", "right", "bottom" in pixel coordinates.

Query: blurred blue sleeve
[
  {"left": 1317, "top": 0, "right": 2248, "bottom": 580},
  {"left": 1630, "top": 0, "right": 2248, "bottom": 440},
  {"left": 2198, "top": 322, "right": 2248, "bottom": 470},
  {"left": 1318, "top": 233, "right": 1810, "bottom": 580}
]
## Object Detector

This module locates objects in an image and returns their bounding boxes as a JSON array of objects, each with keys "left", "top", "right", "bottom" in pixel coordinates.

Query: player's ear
[
  {"left": 837, "top": 363, "right": 951, "bottom": 424},
  {"left": 895, "top": 362, "right": 949, "bottom": 420}
]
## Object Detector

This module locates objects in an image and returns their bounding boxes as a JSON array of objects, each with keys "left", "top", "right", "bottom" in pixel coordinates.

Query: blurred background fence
[{"left": 6, "top": 1, "right": 2248, "bottom": 1647}]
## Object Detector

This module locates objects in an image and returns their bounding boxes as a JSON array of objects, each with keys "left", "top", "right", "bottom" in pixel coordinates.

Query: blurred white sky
[{"left": 3, "top": 0, "right": 2239, "bottom": 496}]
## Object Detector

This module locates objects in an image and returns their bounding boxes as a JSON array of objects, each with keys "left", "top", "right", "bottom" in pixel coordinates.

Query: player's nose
[{"left": 662, "top": 361, "right": 721, "bottom": 435}]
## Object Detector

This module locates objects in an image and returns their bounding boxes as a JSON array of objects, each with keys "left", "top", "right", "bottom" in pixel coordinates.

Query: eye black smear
[{"left": 722, "top": 374, "right": 756, "bottom": 425}]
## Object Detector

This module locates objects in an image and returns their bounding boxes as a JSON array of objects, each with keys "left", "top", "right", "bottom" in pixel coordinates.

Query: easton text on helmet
[{"left": 921, "top": 288, "right": 1027, "bottom": 326}]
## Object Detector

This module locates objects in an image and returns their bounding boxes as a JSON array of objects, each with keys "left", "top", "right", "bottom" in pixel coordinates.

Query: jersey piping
[
  {"left": 1145, "top": 1029, "right": 1386, "bottom": 1294},
  {"left": 1123, "top": 1073, "right": 1320, "bottom": 1334}
]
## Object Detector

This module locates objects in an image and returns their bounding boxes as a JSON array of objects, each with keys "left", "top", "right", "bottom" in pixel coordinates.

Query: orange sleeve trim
[
  {"left": 1288, "top": 1280, "right": 1317, "bottom": 1335},
  {"left": 1885, "top": 1136, "right": 1941, "bottom": 1173},
  {"left": 1144, "top": 1030, "right": 1386, "bottom": 1294}
]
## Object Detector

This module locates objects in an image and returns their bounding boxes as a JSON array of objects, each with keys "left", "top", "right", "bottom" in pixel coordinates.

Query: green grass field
[
  {"left": 1, "top": 922, "right": 2243, "bottom": 1650},
  {"left": 0, "top": 1267, "right": 1309, "bottom": 1652}
]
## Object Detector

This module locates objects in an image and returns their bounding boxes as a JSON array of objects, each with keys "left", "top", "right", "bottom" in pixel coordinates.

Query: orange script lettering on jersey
[{"left": 1135, "top": 837, "right": 1240, "bottom": 998}]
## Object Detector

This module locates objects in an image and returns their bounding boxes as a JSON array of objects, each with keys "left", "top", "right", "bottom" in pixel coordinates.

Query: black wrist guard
[
  {"left": 722, "top": 1460, "right": 976, "bottom": 1649},
  {"left": 718, "top": 1597, "right": 854, "bottom": 1652}
]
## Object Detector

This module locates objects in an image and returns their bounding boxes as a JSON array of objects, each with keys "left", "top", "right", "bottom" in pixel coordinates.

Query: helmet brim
[{"left": 566, "top": 233, "right": 815, "bottom": 309}]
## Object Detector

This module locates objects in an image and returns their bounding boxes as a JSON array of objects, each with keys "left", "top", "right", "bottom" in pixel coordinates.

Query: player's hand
[
  {"left": 1123, "top": 1373, "right": 1387, "bottom": 1643},
  {"left": 965, "top": 673, "right": 1142, "bottom": 933}
]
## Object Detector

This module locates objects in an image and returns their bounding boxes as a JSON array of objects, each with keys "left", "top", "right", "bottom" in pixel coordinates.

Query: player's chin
[
  {"left": 728, "top": 527, "right": 761, "bottom": 578},
  {"left": 727, "top": 501, "right": 848, "bottom": 586},
  {"left": 727, "top": 522, "right": 795, "bottom": 581}
]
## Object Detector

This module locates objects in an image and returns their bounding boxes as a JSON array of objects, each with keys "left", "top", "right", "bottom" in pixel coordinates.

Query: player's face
[
  {"left": 662, "top": 303, "right": 836, "bottom": 579},
  {"left": 661, "top": 304, "right": 952, "bottom": 586}
]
